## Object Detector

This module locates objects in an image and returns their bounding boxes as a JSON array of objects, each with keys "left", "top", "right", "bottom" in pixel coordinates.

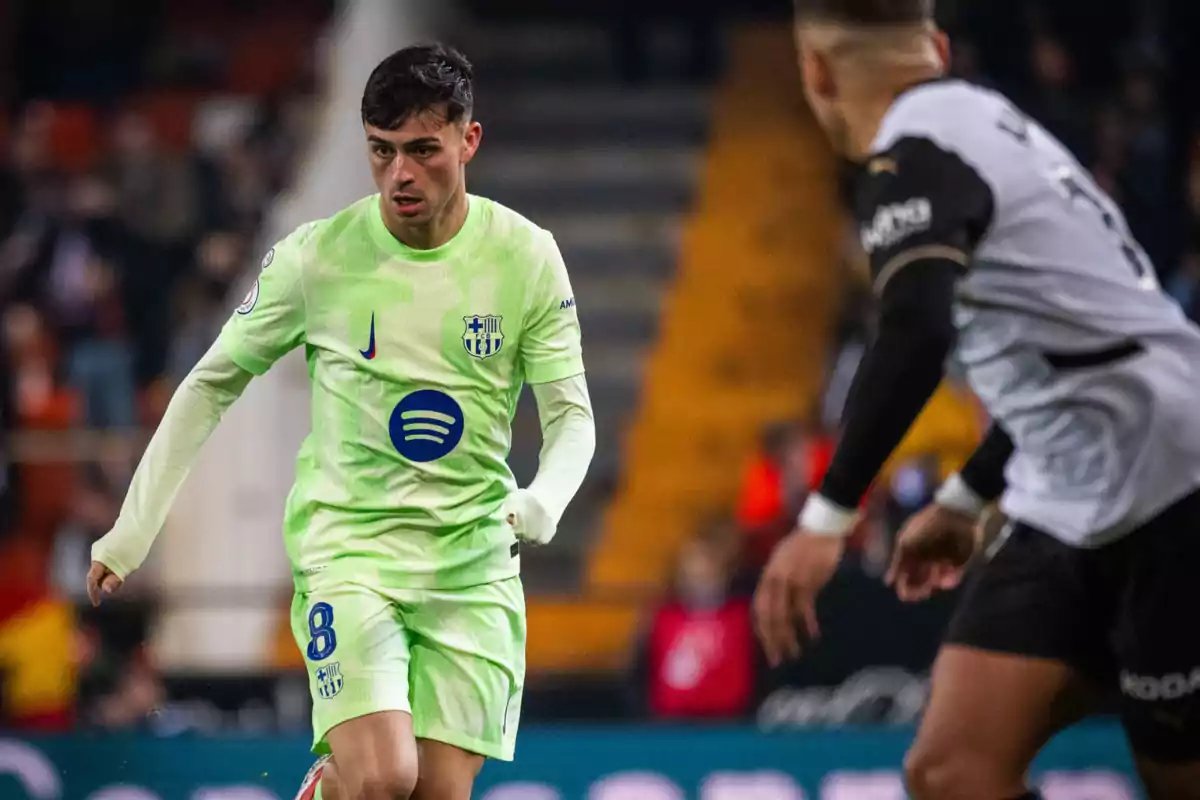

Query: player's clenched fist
[
  {"left": 86, "top": 560, "right": 124, "bottom": 607},
  {"left": 884, "top": 504, "right": 979, "bottom": 603},
  {"left": 504, "top": 489, "right": 555, "bottom": 545}
]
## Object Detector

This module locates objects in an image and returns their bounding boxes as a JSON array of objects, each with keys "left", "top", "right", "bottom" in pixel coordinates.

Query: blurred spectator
[
  {"left": 632, "top": 530, "right": 758, "bottom": 720},
  {"left": 1118, "top": 60, "right": 1173, "bottom": 269},
  {"left": 0, "top": 577, "right": 79, "bottom": 731},
  {"left": 84, "top": 645, "right": 167, "bottom": 731},
  {"left": 1167, "top": 250, "right": 1200, "bottom": 316},
  {"left": 948, "top": 39, "right": 993, "bottom": 88},
  {"left": 735, "top": 420, "right": 803, "bottom": 570},
  {"left": 1021, "top": 33, "right": 1093, "bottom": 165},
  {"left": 0, "top": 317, "right": 16, "bottom": 540}
]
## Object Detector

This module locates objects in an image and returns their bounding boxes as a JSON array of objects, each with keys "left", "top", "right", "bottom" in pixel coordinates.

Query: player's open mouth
[{"left": 392, "top": 195, "right": 424, "bottom": 215}]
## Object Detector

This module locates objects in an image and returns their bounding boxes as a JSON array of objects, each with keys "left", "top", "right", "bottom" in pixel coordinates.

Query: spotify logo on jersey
[{"left": 389, "top": 389, "right": 464, "bottom": 462}]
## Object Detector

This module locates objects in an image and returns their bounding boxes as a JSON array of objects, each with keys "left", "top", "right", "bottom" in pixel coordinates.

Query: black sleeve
[
  {"left": 958, "top": 422, "right": 1014, "bottom": 502},
  {"left": 817, "top": 136, "right": 995, "bottom": 510},
  {"left": 855, "top": 136, "right": 994, "bottom": 294}
]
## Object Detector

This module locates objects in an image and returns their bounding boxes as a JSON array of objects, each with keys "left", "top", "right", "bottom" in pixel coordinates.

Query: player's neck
[
  {"left": 384, "top": 185, "right": 470, "bottom": 251},
  {"left": 842, "top": 97, "right": 897, "bottom": 161},
  {"left": 843, "top": 72, "right": 943, "bottom": 161}
]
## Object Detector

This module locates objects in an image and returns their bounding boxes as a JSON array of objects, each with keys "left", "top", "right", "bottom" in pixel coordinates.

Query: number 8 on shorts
[{"left": 307, "top": 602, "right": 338, "bottom": 661}]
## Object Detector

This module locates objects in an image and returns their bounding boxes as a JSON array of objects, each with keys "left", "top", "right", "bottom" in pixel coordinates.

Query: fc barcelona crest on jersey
[
  {"left": 316, "top": 662, "right": 343, "bottom": 699},
  {"left": 463, "top": 315, "right": 504, "bottom": 359}
]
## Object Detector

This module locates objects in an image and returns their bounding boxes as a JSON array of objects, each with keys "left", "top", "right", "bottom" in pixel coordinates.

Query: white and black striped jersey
[{"left": 856, "top": 79, "right": 1200, "bottom": 547}]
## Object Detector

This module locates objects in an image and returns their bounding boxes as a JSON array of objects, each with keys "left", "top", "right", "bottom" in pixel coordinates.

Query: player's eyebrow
[
  {"left": 368, "top": 135, "right": 441, "bottom": 149},
  {"left": 401, "top": 136, "right": 442, "bottom": 149}
]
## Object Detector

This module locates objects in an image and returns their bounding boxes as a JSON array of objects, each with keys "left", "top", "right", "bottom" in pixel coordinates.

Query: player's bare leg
[
  {"left": 1133, "top": 757, "right": 1200, "bottom": 799},
  {"left": 410, "top": 739, "right": 485, "bottom": 800},
  {"left": 904, "top": 645, "right": 1099, "bottom": 799},
  {"left": 324, "top": 710, "right": 419, "bottom": 800}
]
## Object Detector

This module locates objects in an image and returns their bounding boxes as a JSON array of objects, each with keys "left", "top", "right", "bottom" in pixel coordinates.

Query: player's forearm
[
  {"left": 92, "top": 340, "right": 253, "bottom": 577},
  {"left": 804, "top": 260, "right": 959, "bottom": 534},
  {"left": 528, "top": 373, "right": 596, "bottom": 526}
]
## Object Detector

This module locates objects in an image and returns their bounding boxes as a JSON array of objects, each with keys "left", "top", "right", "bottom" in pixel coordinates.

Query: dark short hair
[
  {"left": 793, "top": 0, "right": 933, "bottom": 26},
  {"left": 361, "top": 42, "right": 474, "bottom": 131}
]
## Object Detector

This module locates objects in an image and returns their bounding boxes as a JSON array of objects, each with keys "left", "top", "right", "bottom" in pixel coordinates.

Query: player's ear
[
  {"left": 801, "top": 43, "right": 838, "bottom": 104},
  {"left": 934, "top": 29, "right": 951, "bottom": 72},
  {"left": 461, "top": 121, "right": 482, "bottom": 166}
]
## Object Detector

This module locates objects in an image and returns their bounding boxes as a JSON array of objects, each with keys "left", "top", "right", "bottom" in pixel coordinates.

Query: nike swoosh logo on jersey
[{"left": 360, "top": 313, "right": 376, "bottom": 360}]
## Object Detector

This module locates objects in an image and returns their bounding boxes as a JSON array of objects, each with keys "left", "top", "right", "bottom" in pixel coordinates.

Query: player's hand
[
  {"left": 753, "top": 530, "right": 845, "bottom": 667},
  {"left": 885, "top": 504, "right": 978, "bottom": 602},
  {"left": 86, "top": 560, "right": 124, "bottom": 608},
  {"left": 505, "top": 489, "right": 555, "bottom": 546}
]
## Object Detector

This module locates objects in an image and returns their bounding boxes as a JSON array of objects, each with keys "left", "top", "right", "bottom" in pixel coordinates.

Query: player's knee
[
  {"left": 356, "top": 769, "right": 417, "bottom": 800},
  {"left": 409, "top": 761, "right": 477, "bottom": 800},
  {"left": 904, "top": 744, "right": 1022, "bottom": 800}
]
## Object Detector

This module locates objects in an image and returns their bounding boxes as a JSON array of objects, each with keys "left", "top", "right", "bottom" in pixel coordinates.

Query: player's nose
[{"left": 388, "top": 156, "right": 415, "bottom": 185}]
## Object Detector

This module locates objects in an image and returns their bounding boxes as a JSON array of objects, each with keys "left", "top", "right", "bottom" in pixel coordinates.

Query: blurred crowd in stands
[
  {"left": 2, "top": 0, "right": 1198, "bottom": 734},
  {"left": 0, "top": 0, "right": 330, "bottom": 732}
]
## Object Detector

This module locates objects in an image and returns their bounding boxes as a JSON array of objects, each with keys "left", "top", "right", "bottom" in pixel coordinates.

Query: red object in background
[
  {"left": 805, "top": 434, "right": 835, "bottom": 493},
  {"left": 737, "top": 433, "right": 873, "bottom": 567},
  {"left": 47, "top": 104, "right": 102, "bottom": 173},
  {"left": 646, "top": 598, "right": 755, "bottom": 719},
  {"left": 130, "top": 91, "right": 199, "bottom": 153},
  {"left": 735, "top": 454, "right": 784, "bottom": 530}
]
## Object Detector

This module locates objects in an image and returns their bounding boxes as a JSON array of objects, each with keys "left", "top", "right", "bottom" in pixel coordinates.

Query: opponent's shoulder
[
  {"left": 874, "top": 79, "right": 1010, "bottom": 154},
  {"left": 471, "top": 194, "right": 560, "bottom": 264}
]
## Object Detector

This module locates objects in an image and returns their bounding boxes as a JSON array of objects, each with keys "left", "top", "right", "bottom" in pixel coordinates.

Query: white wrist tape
[
  {"left": 933, "top": 472, "right": 987, "bottom": 518},
  {"left": 799, "top": 494, "right": 859, "bottom": 537}
]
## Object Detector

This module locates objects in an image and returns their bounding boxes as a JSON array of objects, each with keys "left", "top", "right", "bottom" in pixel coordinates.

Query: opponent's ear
[
  {"left": 933, "top": 29, "right": 951, "bottom": 72},
  {"left": 801, "top": 43, "right": 839, "bottom": 104}
]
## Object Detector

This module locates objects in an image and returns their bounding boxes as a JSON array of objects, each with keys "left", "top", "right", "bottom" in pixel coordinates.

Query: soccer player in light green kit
[{"left": 86, "top": 43, "right": 596, "bottom": 800}]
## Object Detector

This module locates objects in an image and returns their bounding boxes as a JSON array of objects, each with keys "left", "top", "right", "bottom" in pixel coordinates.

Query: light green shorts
[{"left": 290, "top": 576, "right": 526, "bottom": 761}]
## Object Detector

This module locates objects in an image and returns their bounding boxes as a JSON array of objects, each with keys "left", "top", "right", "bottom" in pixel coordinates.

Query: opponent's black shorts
[{"left": 946, "top": 488, "right": 1200, "bottom": 762}]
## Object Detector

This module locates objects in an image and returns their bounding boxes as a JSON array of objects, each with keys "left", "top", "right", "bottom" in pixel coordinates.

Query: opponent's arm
[
  {"left": 933, "top": 422, "right": 1015, "bottom": 518},
  {"left": 509, "top": 231, "right": 592, "bottom": 545},
  {"left": 91, "top": 232, "right": 310, "bottom": 583},
  {"left": 800, "top": 137, "right": 996, "bottom": 537},
  {"left": 91, "top": 341, "right": 252, "bottom": 578}
]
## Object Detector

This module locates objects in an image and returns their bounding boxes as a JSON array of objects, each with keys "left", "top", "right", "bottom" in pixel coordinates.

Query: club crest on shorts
[
  {"left": 463, "top": 315, "right": 504, "bottom": 359},
  {"left": 236, "top": 279, "right": 260, "bottom": 315},
  {"left": 315, "top": 662, "right": 343, "bottom": 699}
]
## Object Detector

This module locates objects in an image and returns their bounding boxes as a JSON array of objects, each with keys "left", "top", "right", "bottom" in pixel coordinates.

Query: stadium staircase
[
  {"left": 468, "top": 23, "right": 846, "bottom": 673},
  {"left": 464, "top": 25, "right": 709, "bottom": 592}
]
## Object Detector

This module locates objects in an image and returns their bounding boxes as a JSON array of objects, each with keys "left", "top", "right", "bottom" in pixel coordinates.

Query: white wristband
[
  {"left": 798, "top": 494, "right": 859, "bottom": 537},
  {"left": 933, "top": 472, "right": 987, "bottom": 518}
]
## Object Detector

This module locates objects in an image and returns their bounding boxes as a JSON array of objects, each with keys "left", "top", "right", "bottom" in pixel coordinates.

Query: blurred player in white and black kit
[{"left": 752, "top": 0, "right": 1200, "bottom": 797}]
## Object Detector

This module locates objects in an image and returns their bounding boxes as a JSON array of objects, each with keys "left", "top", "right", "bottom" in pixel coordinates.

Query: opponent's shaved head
[
  {"left": 792, "top": 0, "right": 933, "bottom": 26},
  {"left": 791, "top": 0, "right": 947, "bottom": 158}
]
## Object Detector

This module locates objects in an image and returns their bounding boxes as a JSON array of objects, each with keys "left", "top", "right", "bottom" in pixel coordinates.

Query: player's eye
[
  {"left": 411, "top": 146, "right": 437, "bottom": 158},
  {"left": 371, "top": 144, "right": 393, "bottom": 159}
]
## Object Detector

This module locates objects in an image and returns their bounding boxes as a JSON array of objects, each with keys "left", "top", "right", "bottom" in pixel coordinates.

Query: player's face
[{"left": 365, "top": 108, "right": 482, "bottom": 227}]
